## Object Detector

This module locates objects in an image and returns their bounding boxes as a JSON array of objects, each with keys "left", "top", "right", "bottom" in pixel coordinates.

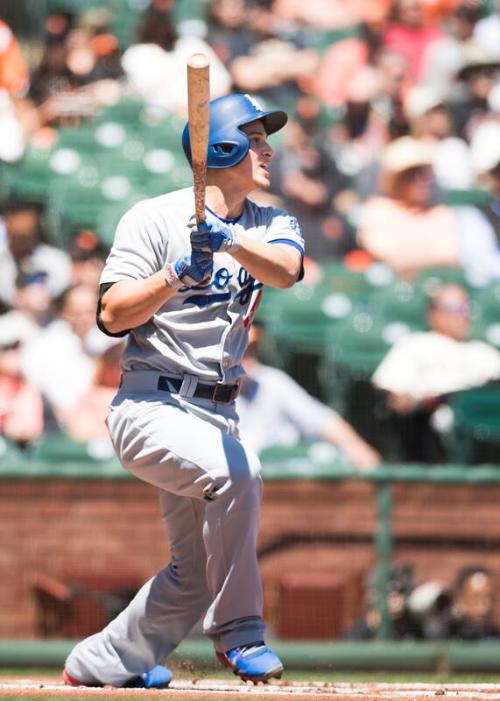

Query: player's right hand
[{"left": 164, "top": 251, "right": 213, "bottom": 288}]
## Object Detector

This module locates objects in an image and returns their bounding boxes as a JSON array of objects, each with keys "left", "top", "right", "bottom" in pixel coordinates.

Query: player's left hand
[{"left": 189, "top": 212, "right": 241, "bottom": 253}]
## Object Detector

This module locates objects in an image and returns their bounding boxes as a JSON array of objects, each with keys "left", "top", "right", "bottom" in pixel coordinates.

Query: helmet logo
[{"left": 244, "top": 94, "right": 264, "bottom": 112}]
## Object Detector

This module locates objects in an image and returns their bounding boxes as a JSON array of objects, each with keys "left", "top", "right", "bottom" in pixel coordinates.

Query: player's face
[{"left": 235, "top": 121, "right": 273, "bottom": 191}]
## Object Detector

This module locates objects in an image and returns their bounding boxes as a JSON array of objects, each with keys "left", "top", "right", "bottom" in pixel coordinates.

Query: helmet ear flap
[
  {"left": 213, "top": 143, "right": 236, "bottom": 155},
  {"left": 206, "top": 136, "right": 249, "bottom": 168}
]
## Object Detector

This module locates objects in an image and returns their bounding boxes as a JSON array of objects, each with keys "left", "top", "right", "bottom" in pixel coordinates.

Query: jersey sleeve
[
  {"left": 100, "top": 204, "right": 167, "bottom": 284},
  {"left": 262, "top": 208, "right": 305, "bottom": 257}
]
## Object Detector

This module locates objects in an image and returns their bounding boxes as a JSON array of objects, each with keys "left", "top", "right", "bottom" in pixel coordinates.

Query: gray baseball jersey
[{"left": 100, "top": 187, "right": 304, "bottom": 383}]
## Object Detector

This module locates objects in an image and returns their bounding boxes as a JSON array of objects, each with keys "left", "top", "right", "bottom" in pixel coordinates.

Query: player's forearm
[
  {"left": 100, "top": 273, "right": 176, "bottom": 333},
  {"left": 231, "top": 240, "right": 301, "bottom": 288}
]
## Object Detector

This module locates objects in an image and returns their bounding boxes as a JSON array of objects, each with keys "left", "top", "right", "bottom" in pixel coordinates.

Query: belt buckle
[{"left": 212, "top": 381, "right": 238, "bottom": 403}]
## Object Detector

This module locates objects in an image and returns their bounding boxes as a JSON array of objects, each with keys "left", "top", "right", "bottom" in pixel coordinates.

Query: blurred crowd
[
  {"left": 347, "top": 562, "right": 500, "bottom": 641},
  {"left": 0, "top": 0, "right": 500, "bottom": 462}
]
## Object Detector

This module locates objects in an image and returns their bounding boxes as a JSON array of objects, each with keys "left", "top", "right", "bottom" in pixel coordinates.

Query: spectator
[
  {"left": 327, "top": 47, "right": 410, "bottom": 197},
  {"left": 0, "top": 271, "right": 52, "bottom": 341},
  {"left": 29, "top": 16, "right": 76, "bottom": 107},
  {"left": 470, "top": 119, "right": 500, "bottom": 244},
  {"left": 64, "top": 340, "right": 123, "bottom": 443},
  {"left": 272, "top": 0, "right": 391, "bottom": 31},
  {"left": 372, "top": 284, "right": 500, "bottom": 461},
  {"left": 346, "top": 563, "right": 421, "bottom": 639},
  {"left": 0, "top": 315, "right": 44, "bottom": 446},
  {"left": 69, "top": 230, "right": 107, "bottom": 290},
  {"left": 21, "top": 284, "right": 102, "bottom": 425},
  {"left": 315, "top": 19, "right": 386, "bottom": 109},
  {"left": 383, "top": 0, "right": 444, "bottom": 86},
  {"left": 0, "top": 18, "right": 29, "bottom": 97},
  {"left": 29, "top": 11, "right": 123, "bottom": 126},
  {"left": 273, "top": 114, "right": 355, "bottom": 259},
  {"left": 207, "top": 0, "right": 260, "bottom": 65},
  {"left": 121, "top": 2, "right": 230, "bottom": 114},
  {"left": 0, "top": 198, "right": 72, "bottom": 308},
  {"left": 419, "top": 2, "right": 484, "bottom": 93},
  {"left": 357, "top": 136, "right": 500, "bottom": 280},
  {"left": 450, "top": 565, "right": 499, "bottom": 640},
  {"left": 237, "top": 324, "right": 381, "bottom": 470},
  {"left": 406, "top": 581, "right": 453, "bottom": 640},
  {"left": 0, "top": 18, "right": 31, "bottom": 162},
  {"left": 451, "top": 43, "right": 500, "bottom": 140},
  {"left": 405, "top": 85, "right": 474, "bottom": 190}
]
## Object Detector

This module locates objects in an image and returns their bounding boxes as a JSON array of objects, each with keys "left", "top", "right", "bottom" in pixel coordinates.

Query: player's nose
[{"left": 262, "top": 140, "right": 273, "bottom": 159}]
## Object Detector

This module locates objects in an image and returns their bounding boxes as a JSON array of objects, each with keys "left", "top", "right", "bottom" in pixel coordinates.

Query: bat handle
[{"left": 193, "top": 165, "right": 206, "bottom": 226}]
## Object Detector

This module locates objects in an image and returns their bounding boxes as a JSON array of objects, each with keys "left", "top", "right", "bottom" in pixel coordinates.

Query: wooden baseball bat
[{"left": 187, "top": 53, "right": 210, "bottom": 225}]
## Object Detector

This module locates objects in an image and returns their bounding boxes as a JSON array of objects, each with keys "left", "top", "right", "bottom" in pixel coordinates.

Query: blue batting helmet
[{"left": 182, "top": 93, "right": 287, "bottom": 169}]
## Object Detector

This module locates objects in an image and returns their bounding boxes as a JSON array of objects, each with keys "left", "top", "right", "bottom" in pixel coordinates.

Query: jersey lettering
[
  {"left": 182, "top": 265, "right": 259, "bottom": 308},
  {"left": 213, "top": 267, "right": 233, "bottom": 290}
]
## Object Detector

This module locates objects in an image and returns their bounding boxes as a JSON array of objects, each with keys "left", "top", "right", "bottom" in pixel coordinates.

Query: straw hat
[
  {"left": 404, "top": 85, "right": 447, "bottom": 121},
  {"left": 381, "top": 136, "right": 433, "bottom": 174},
  {"left": 457, "top": 43, "right": 500, "bottom": 80}
]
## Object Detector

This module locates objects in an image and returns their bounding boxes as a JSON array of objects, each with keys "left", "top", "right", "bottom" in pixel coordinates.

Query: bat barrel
[{"left": 187, "top": 53, "right": 210, "bottom": 224}]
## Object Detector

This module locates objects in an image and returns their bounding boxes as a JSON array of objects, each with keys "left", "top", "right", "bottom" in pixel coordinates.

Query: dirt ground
[{"left": 2, "top": 677, "right": 500, "bottom": 701}]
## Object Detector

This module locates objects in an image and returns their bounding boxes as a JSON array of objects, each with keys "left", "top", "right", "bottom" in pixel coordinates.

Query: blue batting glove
[
  {"left": 189, "top": 212, "right": 241, "bottom": 254},
  {"left": 164, "top": 251, "right": 213, "bottom": 288}
]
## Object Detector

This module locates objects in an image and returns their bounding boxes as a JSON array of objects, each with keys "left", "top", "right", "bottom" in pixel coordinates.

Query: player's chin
[{"left": 253, "top": 173, "right": 271, "bottom": 189}]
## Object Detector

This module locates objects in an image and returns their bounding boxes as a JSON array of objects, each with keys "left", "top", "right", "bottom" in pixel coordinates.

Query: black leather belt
[{"left": 157, "top": 376, "right": 239, "bottom": 403}]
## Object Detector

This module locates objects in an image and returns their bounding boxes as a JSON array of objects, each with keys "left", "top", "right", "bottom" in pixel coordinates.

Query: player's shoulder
[
  {"left": 127, "top": 187, "right": 193, "bottom": 217},
  {"left": 245, "top": 198, "right": 294, "bottom": 225},
  {"left": 117, "top": 188, "right": 193, "bottom": 233}
]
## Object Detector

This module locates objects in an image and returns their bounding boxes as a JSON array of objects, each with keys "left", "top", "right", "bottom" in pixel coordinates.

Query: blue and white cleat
[
  {"left": 124, "top": 665, "right": 173, "bottom": 689},
  {"left": 217, "top": 642, "right": 284, "bottom": 683},
  {"left": 63, "top": 664, "right": 172, "bottom": 689}
]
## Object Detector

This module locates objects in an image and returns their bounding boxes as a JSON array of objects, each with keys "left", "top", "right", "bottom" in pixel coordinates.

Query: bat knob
[{"left": 188, "top": 53, "right": 209, "bottom": 69}]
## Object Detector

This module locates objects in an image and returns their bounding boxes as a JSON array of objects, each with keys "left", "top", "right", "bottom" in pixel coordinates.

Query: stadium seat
[
  {"left": 2, "top": 143, "right": 57, "bottom": 201},
  {"left": 320, "top": 313, "right": 408, "bottom": 448},
  {"left": 367, "top": 280, "right": 427, "bottom": 329},
  {"left": 446, "top": 386, "right": 500, "bottom": 464},
  {"left": 261, "top": 282, "right": 346, "bottom": 397},
  {"left": 414, "top": 267, "right": 468, "bottom": 295},
  {"left": 48, "top": 170, "right": 136, "bottom": 243}
]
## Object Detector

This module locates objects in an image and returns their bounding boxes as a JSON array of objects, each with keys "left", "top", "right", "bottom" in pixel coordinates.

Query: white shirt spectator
[
  {"left": 21, "top": 319, "right": 97, "bottom": 413},
  {"left": 122, "top": 35, "right": 230, "bottom": 113},
  {"left": 372, "top": 331, "right": 500, "bottom": 401},
  {"left": 474, "top": 14, "right": 500, "bottom": 60},
  {"left": 0, "top": 242, "right": 72, "bottom": 306},
  {"left": 431, "top": 138, "right": 474, "bottom": 191},
  {"left": 236, "top": 363, "right": 336, "bottom": 454}
]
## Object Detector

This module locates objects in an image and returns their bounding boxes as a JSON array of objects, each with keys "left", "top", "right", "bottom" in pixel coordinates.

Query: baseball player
[{"left": 62, "top": 93, "right": 304, "bottom": 689}]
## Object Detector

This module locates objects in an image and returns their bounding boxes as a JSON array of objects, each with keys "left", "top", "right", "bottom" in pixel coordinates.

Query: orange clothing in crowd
[
  {"left": 0, "top": 375, "right": 44, "bottom": 441},
  {"left": 357, "top": 196, "right": 460, "bottom": 275},
  {"left": 0, "top": 20, "right": 29, "bottom": 96},
  {"left": 420, "top": 0, "right": 460, "bottom": 22}
]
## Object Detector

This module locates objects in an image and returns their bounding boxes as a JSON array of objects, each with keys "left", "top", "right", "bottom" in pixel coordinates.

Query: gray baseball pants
[{"left": 65, "top": 370, "right": 265, "bottom": 686}]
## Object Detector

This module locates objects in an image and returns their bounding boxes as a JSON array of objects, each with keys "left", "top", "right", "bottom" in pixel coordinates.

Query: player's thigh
[{"left": 107, "top": 394, "right": 261, "bottom": 499}]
